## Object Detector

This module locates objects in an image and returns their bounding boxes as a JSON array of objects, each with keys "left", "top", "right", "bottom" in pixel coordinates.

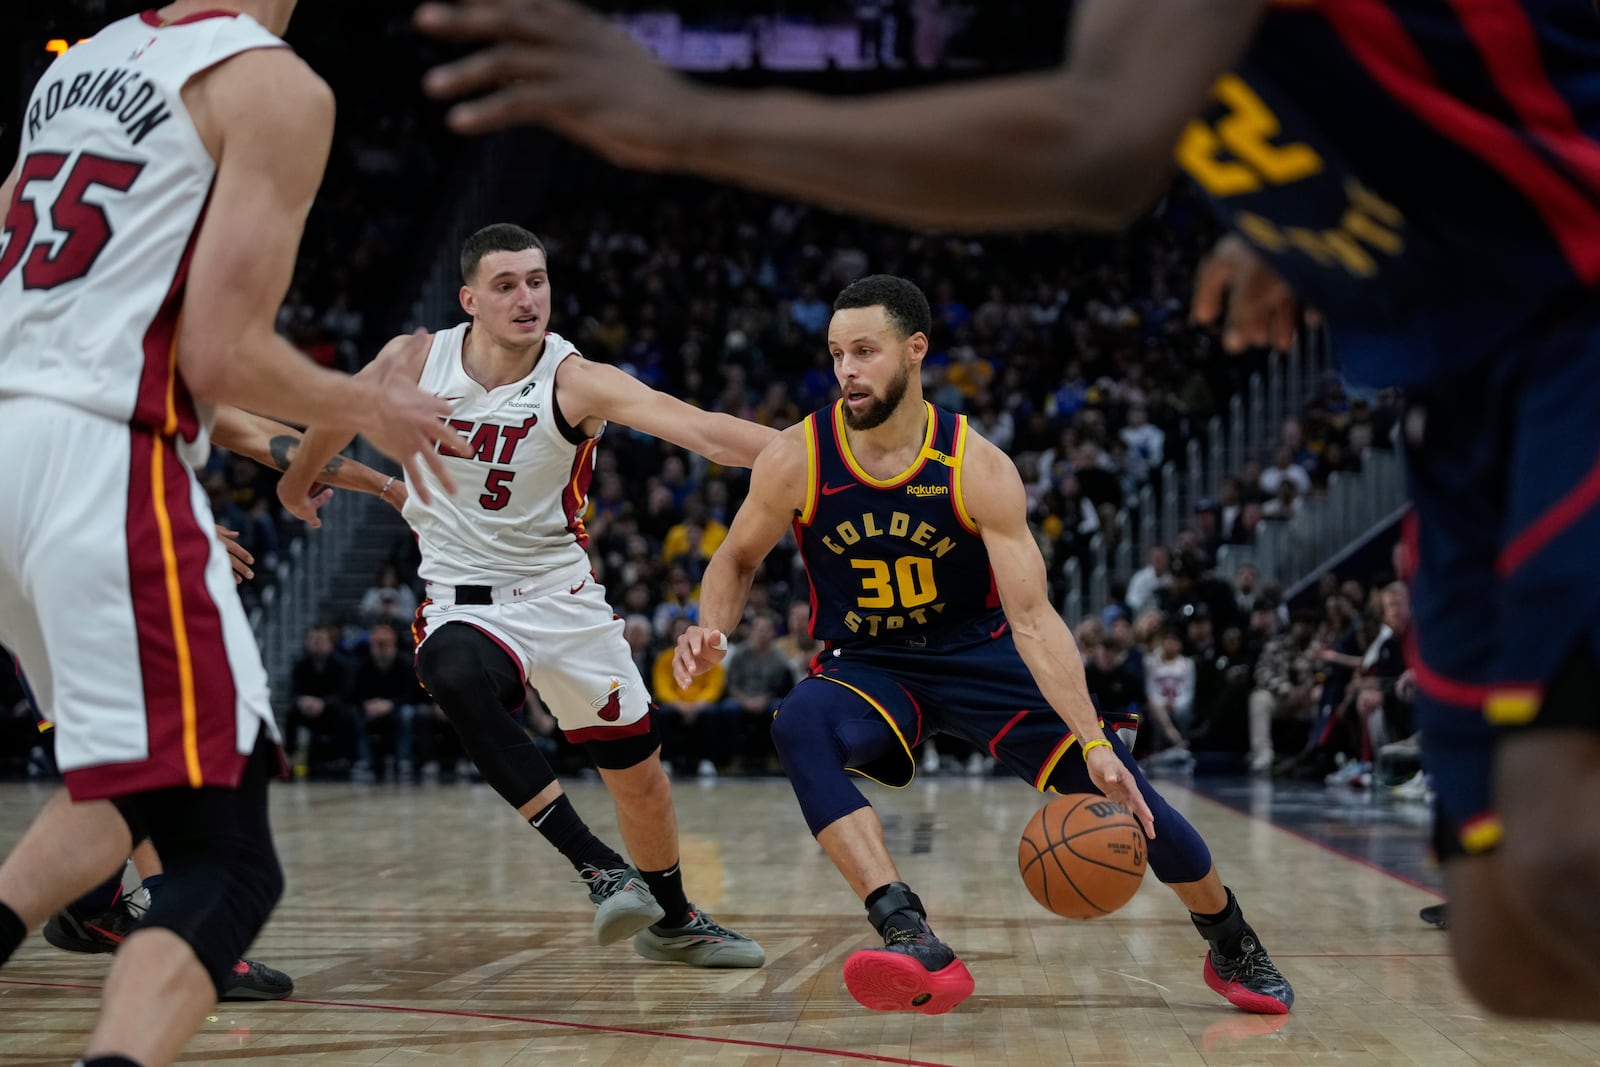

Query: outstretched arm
[
  {"left": 277, "top": 331, "right": 434, "bottom": 525},
  {"left": 674, "top": 427, "right": 809, "bottom": 686},
  {"left": 557, "top": 357, "right": 779, "bottom": 467},
  {"left": 212, "top": 406, "right": 403, "bottom": 511},
  {"left": 416, "top": 0, "right": 1263, "bottom": 230},
  {"left": 962, "top": 431, "right": 1157, "bottom": 836}
]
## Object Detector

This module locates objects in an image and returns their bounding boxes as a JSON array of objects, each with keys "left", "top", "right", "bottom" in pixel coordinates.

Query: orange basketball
[{"left": 1018, "top": 793, "right": 1147, "bottom": 919}]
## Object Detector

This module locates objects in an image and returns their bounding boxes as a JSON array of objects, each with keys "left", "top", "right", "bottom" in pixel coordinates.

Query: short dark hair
[
  {"left": 460, "top": 223, "right": 547, "bottom": 284},
  {"left": 832, "top": 274, "right": 932, "bottom": 339}
]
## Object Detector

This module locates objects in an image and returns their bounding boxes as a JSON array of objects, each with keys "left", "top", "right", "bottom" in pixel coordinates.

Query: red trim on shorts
[
  {"left": 140, "top": 9, "right": 242, "bottom": 27},
  {"left": 132, "top": 195, "right": 207, "bottom": 439},
  {"left": 1403, "top": 626, "right": 1529, "bottom": 710},
  {"left": 72, "top": 433, "right": 241, "bottom": 800},
  {"left": 463, "top": 623, "right": 527, "bottom": 686},
  {"left": 564, "top": 710, "right": 655, "bottom": 745},
  {"left": 163, "top": 444, "right": 243, "bottom": 784},
  {"left": 988, "top": 709, "right": 1030, "bottom": 759},
  {"left": 897, "top": 684, "right": 923, "bottom": 746},
  {"left": 1497, "top": 451, "right": 1600, "bottom": 577}
]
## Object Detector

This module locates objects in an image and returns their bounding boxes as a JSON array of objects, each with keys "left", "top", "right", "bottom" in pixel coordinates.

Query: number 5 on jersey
[{"left": 480, "top": 468, "right": 515, "bottom": 511}]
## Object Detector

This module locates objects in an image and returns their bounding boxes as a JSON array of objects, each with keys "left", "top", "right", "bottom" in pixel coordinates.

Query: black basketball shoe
[{"left": 221, "top": 958, "right": 295, "bottom": 1001}]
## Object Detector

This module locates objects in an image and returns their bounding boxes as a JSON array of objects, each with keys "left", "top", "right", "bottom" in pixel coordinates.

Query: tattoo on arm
[
  {"left": 267, "top": 434, "right": 296, "bottom": 471},
  {"left": 266, "top": 434, "right": 345, "bottom": 479}
]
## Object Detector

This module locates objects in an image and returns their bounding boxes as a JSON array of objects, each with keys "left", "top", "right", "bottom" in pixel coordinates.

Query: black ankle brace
[
  {"left": 865, "top": 882, "right": 927, "bottom": 936},
  {"left": 1190, "top": 886, "right": 1254, "bottom": 957}
]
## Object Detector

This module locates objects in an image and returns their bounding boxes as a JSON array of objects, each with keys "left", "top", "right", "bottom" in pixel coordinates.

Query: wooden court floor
[{"left": 1, "top": 775, "right": 1596, "bottom": 1066}]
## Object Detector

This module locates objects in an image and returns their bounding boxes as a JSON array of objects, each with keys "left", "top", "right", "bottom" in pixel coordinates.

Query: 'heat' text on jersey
[{"left": 440, "top": 415, "right": 537, "bottom": 463}]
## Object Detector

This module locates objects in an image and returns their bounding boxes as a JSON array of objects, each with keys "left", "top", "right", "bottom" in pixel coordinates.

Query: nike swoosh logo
[
  {"left": 569, "top": 581, "right": 586, "bottom": 595},
  {"left": 530, "top": 810, "right": 553, "bottom": 828},
  {"left": 438, "top": 395, "right": 465, "bottom": 403},
  {"left": 820, "top": 482, "right": 854, "bottom": 496},
  {"left": 990, "top": 622, "right": 1009, "bottom": 639}
]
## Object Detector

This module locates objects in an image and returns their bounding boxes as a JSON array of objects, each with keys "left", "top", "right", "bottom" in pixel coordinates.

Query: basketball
[{"left": 1018, "top": 793, "right": 1147, "bottom": 919}]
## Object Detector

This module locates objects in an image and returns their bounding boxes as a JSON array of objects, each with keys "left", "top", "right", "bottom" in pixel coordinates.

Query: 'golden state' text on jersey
[{"left": 794, "top": 401, "right": 998, "bottom": 648}]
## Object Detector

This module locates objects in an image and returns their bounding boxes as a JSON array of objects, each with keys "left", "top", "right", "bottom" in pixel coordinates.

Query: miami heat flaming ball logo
[{"left": 592, "top": 678, "right": 626, "bottom": 721}]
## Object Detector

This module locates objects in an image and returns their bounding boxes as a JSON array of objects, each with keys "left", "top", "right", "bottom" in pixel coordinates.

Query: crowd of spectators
[{"left": 3, "top": 8, "right": 1415, "bottom": 791}]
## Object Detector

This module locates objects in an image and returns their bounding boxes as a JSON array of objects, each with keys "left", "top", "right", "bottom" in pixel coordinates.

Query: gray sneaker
[
  {"left": 581, "top": 865, "right": 665, "bottom": 947},
  {"left": 632, "top": 907, "right": 766, "bottom": 968}
]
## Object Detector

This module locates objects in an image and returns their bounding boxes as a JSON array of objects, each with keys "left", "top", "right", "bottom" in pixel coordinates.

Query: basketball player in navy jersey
[
  {"left": 422, "top": 0, "right": 1600, "bottom": 1021},
  {"left": 280, "top": 224, "right": 771, "bottom": 967},
  {"left": 674, "top": 276, "right": 1292, "bottom": 1016}
]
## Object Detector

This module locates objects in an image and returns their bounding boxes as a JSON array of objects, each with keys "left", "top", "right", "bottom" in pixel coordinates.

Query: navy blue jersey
[
  {"left": 794, "top": 401, "right": 999, "bottom": 649},
  {"left": 1176, "top": 0, "right": 1600, "bottom": 386}
]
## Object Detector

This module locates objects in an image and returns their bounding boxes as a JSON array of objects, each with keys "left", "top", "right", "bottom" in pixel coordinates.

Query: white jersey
[
  {"left": 0, "top": 11, "right": 285, "bottom": 463},
  {"left": 407, "top": 325, "right": 600, "bottom": 587}
]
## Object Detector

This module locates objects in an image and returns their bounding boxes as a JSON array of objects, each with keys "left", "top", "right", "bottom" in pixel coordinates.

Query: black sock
[
  {"left": 640, "top": 863, "right": 691, "bottom": 926},
  {"left": 0, "top": 901, "right": 25, "bottom": 966},
  {"left": 528, "top": 795, "right": 627, "bottom": 874},
  {"left": 78, "top": 1058, "right": 143, "bottom": 1067},
  {"left": 71, "top": 869, "right": 126, "bottom": 918}
]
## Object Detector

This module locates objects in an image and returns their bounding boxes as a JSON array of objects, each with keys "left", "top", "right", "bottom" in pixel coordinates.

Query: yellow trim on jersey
[
  {"left": 833, "top": 400, "right": 937, "bottom": 488},
  {"left": 798, "top": 415, "right": 821, "bottom": 525},
  {"left": 949, "top": 415, "right": 980, "bottom": 535},
  {"left": 812, "top": 674, "right": 915, "bottom": 788},
  {"left": 151, "top": 435, "right": 203, "bottom": 788},
  {"left": 1460, "top": 813, "right": 1504, "bottom": 854},
  {"left": 162, "top": 329, "right": 180, "bottom": 437}
]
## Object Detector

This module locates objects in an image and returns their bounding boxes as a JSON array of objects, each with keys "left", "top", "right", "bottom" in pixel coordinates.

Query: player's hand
[
  {"left": 360, "top": 331, "right": 467, "bottom": 505},
  {"left": 279, "top": 481, "right": 337, "bottom": 529},
  {"left": 216, "top": 525, "right": 254, "bottom": 584},
  {"left": 415, "top": 0, "right": 699, "bottom": 169},
  {"left": 1191, "top": 235, "right": 1305, "bottom": 354},
  {"left": 1086, "top": 744, "right": 1157, "bottom": 839},
  {"left": 673, "top": 626, "right": 728, "bottom": 689}
]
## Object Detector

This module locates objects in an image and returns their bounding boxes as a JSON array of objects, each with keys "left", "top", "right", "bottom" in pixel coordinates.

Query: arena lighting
[{"left": 45, "top": 39, "right": 94, "bottom": 57}]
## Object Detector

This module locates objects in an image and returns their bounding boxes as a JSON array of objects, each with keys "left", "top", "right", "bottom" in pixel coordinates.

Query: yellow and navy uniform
[{"left": 794, "top": 400, "right": 996, "bottom": 652}]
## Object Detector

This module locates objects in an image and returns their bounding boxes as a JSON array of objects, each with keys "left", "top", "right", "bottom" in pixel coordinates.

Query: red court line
[
  {"left": 1183, "top": 788, "right": 1448, "bottom": 899},
  {"left": 0, "top": 978, "right": 958, "bottom": 1067},
  {"left": 1272, "top": 952, "right": 1449, "bottom": 958}
]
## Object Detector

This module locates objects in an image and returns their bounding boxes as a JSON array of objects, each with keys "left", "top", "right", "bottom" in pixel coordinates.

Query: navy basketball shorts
[
  {"left": 794, "top": 613, "right": 1140, "bottom": 790},
  {"left": 1404, "top": 296, "right": 1600, "bottom": 858}
]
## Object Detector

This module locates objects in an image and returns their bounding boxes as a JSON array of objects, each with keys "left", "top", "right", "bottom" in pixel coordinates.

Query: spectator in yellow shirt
[{"left": 652, "top": 617, "right": 733, "bottom": 778}]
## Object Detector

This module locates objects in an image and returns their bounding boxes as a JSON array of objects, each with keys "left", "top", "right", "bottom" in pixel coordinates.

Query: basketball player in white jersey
[
  {"left": 280, "top": 223, "right": 775, "bottom": 966},
  {"left": 0, "top": 4, "right": 465, "bottom": 1065}
]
